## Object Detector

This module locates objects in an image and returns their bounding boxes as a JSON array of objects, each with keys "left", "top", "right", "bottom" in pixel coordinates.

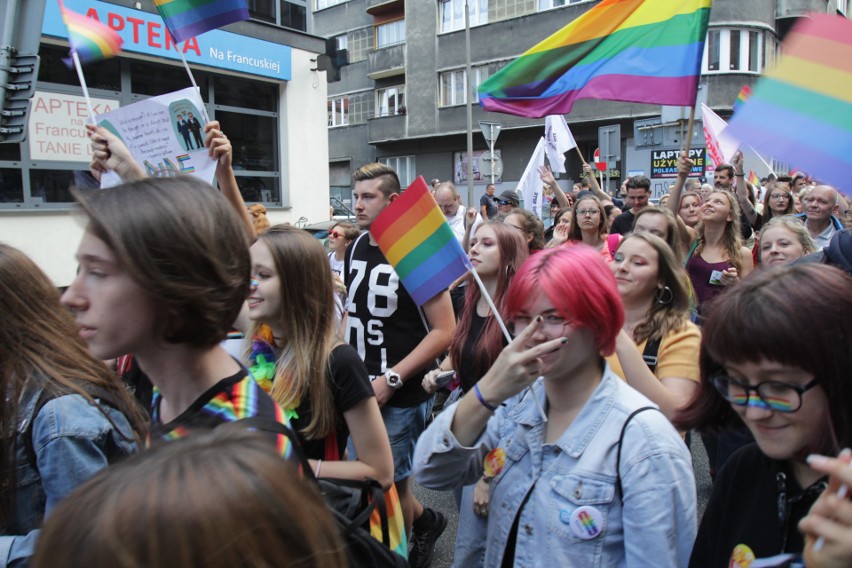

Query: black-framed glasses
[{"left": 710, "top": 375, "right": 819, "bottom": 413}]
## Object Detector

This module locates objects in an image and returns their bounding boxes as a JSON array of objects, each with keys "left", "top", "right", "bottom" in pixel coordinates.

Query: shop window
[
  {"left": 0, "top": 144, "right": 20, "bottom": 162},
  {"left": 213, "top": 75, "right": 277, "bottom": 111},
  {"left": 38, "top": 45, "right": 120, "bottom": 92},
  {"left": 29, "top": 169, "right": 97, "bottom": 204},
  {"left": 216, "top": 111, "right": 278, "bottom": 172},
  {"left": 131, "top": 61, "right": 210, "bottom": 101},
  {"left": 234, "top": 175, "right": 280, "bottom": 204},
  {"left": 0, "top": 169, "right": 23, "bottom": 204}
]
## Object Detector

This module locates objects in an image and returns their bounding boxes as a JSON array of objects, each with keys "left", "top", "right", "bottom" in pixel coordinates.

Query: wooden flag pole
[
  {"left": 683, "top": 104, "right": 697, "bottom": 156},
  {"left": 469, "top": 268, "right": 548, "bottom": 423}
]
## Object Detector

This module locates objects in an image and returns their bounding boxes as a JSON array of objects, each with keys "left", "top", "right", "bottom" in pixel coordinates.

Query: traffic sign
[
  {"left": 480, "top": 151, "right": 503, "bottom": 178},
  {"left": 593, "top": 148, "right": 607, "bottom": 172}
]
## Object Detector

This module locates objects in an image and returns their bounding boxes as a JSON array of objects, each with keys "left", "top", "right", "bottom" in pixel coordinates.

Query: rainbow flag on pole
[
  {"left": 748, "top": 170, "right": 761, "bottom": 188},
  {"left": 732, "top": 84, "right": 752, "bottom": 114},
  {"left": 59, "top": 0, "right": 123, "bottom": 65},
  {"left": 725, "top": 14, "right": 852, "bottom": 194},
  {"left": 371, "top": 177, "right": 472, "bottom": 307},
  {"left": 154, "top": 0, "right": 250, "bottom": 43},
  {"left": 478, "top": 0, "right": 712, "bottom": 118}
]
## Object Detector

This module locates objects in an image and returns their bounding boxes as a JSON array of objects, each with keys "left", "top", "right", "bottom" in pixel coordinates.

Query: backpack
[{"left": 221, "top": 417, "right": 408, "bottom": 568}]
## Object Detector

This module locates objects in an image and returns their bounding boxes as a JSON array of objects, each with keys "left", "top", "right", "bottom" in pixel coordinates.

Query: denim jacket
[
  {"left": 1, "top": 377, "right": 138, "bottom": 568},
  {"left": 413, "top": 367, "right": 697, "bottom": 568}
]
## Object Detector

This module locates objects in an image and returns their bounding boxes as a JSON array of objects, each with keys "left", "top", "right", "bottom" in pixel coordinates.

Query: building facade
[
  {"left": 314, "top": 0, "right": 848, "bottom": 211},
  {"left": 0, "top": 0, "right": 328, "bottom": 285}
]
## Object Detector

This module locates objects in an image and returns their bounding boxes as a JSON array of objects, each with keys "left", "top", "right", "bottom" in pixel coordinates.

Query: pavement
[{"left": 412, "top": 431, "right": 713, "bottom": 568}]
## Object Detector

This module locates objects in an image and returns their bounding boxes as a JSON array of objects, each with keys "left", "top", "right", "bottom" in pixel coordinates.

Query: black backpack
[{"left": 220, "top": 417, "right": 409, "bottom": 568}]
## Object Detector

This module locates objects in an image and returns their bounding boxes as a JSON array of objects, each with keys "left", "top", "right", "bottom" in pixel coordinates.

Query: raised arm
[
  {"left": 539, "top": 165, "right": 569, "bottom": 208},
  {"left": 731, "top": 151, "right": 757, "bottom": 227},
  {"left": 86, "top": 124, "right": 146, "bottom": 182},
  {"left": 669, "top": 152, "right": 697, "bottom": 250},
  {"left": 205, "top": 121, "right": 256, "bottom": 242},
  {"left": 581, "top": 162, "right": 613, "bottom": 206}
]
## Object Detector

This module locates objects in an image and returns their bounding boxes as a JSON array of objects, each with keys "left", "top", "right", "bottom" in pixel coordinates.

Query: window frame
[
  {"left": 328, "top": 96, "right": 349, "bottom": 127},
  {"left": 375, "top": 85, "right": 405, "bottom": 117},
  {"left": 378, "top": 156, "right": 416, "bottom": 188},
  {"left": 702, "top": 27, "right": 767, "bottom": 75},
  {"left": 439, "top": 0, "right": 488, "bottom": 34},
  {"left": 375, "top": 19, "right": 406, "bottom": 49}
]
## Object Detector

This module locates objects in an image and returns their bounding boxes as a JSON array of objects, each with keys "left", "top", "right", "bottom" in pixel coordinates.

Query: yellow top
[{"left": 607, "top": 321, "right": 701, "bottom": 383}]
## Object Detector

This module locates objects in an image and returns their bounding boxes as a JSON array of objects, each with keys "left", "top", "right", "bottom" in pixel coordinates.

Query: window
[
  {"left": 131, "top": 61, "right": 210, "bottom": 102},
  {"left": 538, "top": 0, "right": 585, "bottom": 8},
  {"left": 336, "top": 35, "right": 348, "bottom": 51},
  {"left": 316, "top": 0, "right": 347, "bottom": 9},
  {"left": 439, "top": 61, "right": 509, "bottom": 107},
  {"left": 376, "top": 19, "right": 405, "bottom": 48},
  {"left": 328, "top": 97, "right": 349, "bottom": 127},
  {"left": 247, "top": 0, "right": 275, "bottom": 22},
  {"left": 376, "top": 86, "right": 405, "bottom": 117},
  {"left": 280, "top": 1, "right": 307, "bottom": 31},
  {"left": 439, "top": 0, "right": 488, "bottom": 33},
  {"left": 379, "top": 156, "right": 416, "bottom": 187},
  {"left": 348, "top": 27, "right": 372, "bottom": 63},
  {"left": 703, "top": 28, "right": 766, "bottom": 74},
  {"left": 38, "top": 45, "right": 120, "bottom": 92},
  {"left": 348, "top": 92, "right": 373, "bottom": 125}
]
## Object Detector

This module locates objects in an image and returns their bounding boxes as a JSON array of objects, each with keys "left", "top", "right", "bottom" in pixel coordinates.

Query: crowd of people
[{"left": 2, "top": 120, "right": 852, "bottom": 568}]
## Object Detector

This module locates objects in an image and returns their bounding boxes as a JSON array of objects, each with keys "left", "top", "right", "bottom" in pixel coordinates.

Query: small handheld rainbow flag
[
  {"left": 478, "top": 0, "right": 712, "bottom": 118},
  {"left": 59, "top": 0, "right": 123, "bottom": 65},
  {"left": 725, "top": 15, "right": 852, "bottom": 194},
  {"left": 747, "top": 171, "right": 760, "bottom": 188},
  {"left": 371, "top": 177, "right": 472, "bottom": 307},
  {"left": 155, "top": 0, "right": 250, "bottom": 44}
]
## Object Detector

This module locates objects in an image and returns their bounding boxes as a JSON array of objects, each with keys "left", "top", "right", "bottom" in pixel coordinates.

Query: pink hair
[{"left": 504, "top": 246, "right": 624, "bottom": 355}]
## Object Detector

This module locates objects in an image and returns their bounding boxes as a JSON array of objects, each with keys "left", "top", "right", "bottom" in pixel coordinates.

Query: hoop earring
[{"left": 655, "top": 286, "right": 673, "bottom": 305}]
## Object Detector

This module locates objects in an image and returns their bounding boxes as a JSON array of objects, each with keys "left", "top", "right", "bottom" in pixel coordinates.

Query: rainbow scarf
[
  {"left": 59, "top": 0, "right": 123, "bottom": 65},
  {"left": 478, "top": 0, "right": 712, "bottom": 118}
]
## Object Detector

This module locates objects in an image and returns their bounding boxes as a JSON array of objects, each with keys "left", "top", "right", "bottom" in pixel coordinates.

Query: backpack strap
[
  {"left": 684, "top": 239, "right": 699, "bottom": 268},
  {"left": 641, "top": 337, "right": 663, "bottom": 374},
  {"left": 615, "top": 406, "right": 661, "bottom": 500}
]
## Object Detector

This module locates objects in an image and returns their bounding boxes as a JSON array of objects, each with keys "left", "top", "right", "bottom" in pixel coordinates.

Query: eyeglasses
[
  {"left": 329, "top": 231, "right": 342, "bottom": 239},
  {"left": 577, "top": 209, "right": 599, "bottom": 217},
  {"left": 498, "top": 200, "right": 513, "bottom": 206},
  {"left": 507, "top": 313, "right": 572, "bottom": 337},
  {"left": 710, "top": 375, "right": 819, "bottom": 413}
]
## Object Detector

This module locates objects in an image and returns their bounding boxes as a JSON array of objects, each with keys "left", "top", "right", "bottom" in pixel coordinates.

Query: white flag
[
  {"left": 701, "top": 103, "right": 740, "bottom": 166},
  {"left": 517, "top": 137, "right": 547, "bottom": 219},
  {"left": 544, "top": 115, "right": 577, "bottom": 173}
]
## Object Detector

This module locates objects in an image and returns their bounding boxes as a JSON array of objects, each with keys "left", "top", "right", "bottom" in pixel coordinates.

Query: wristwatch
[{"left": 384, "top": 369, "right": 404, "bottom": 390}]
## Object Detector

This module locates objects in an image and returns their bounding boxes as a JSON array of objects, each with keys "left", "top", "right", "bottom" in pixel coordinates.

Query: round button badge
[{"left": 566, "top": 505, "right": 605, "bottom": 540}]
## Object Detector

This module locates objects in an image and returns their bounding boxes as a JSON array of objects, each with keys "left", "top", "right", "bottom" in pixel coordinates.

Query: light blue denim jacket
[
  {"left": 1, "top": 379, "right": 138, "bottom": 568},
  {"left": 413, "top": 367, "right": 697, "bottom": 568}
]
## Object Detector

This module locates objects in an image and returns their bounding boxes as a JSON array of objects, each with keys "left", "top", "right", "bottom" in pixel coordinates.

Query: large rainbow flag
[
  {"left": 371, "top": 177, "right": 472, "bottom": 307},
  {"left": 478, "top": 0, "right": 712, "bottom": 118},
  {"left": 725, "top": 14, "right": 852, "bottom": 194},
  {"left": 155, "top": 0, "right": 250, "bottom": 43},
  {"left": 59, "top": 0, "right": 123, "bottom": 65}
]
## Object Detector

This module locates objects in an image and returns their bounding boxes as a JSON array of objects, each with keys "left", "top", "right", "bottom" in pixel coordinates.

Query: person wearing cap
[{"left": 496, "top": 190, "right": 520, "bottom": 214}]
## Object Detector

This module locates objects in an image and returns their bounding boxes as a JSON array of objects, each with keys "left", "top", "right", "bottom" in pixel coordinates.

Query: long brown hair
[
  {"left": 761, "top": 181, "right": 795, "bottom": 222},
  {"left": 245, "top": 226, "right": 337, "bottom": 440},
  {"left": 568, "top": 195, "right": 607, "bottom": 242},
  {"left": 615, "top": 234, "right": 691, "bottom": 344},
  {"left": 0, "top": 244, "right": 146, "bottom": 528},
  {"left": 33, "top": 429, "right": 347, "bottom": 568},
  {"left": 448, "top": 222, "right": 528, "bottom": 379},
  {"left": 694, "top": 190, "right": 745, "bottom": 273}
]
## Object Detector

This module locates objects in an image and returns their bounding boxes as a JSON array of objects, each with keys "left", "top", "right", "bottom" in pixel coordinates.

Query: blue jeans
[{"left": 382, "top": 398, "right": 433, "bottom": 482}]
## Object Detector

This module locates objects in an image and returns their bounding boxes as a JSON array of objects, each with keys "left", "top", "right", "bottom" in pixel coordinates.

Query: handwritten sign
[{"left": 95, "top": 87, "right": 216, "bottom": 188}]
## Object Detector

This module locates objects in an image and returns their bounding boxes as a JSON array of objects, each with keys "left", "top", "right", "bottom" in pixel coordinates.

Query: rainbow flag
[
  {"left": 59, "top": 0, "right": 123, "bottom": 65},
  {"left": 748, "top": 170, "right": 760, "bottom": 188},
  {"left": 725, "top": 15, "right": 852, "bottom": 194},
  {"left": 371, "top": 177, "right": 472, "bottom": 306},
  {"left": 732, "top": 84, "right": 752, "bottom": 113},
  {"left": 478, "top": 0, "right": 712, "bottom": 118},
  {"left": 155, "top": 0, "right": 250, "bottom": 43}
]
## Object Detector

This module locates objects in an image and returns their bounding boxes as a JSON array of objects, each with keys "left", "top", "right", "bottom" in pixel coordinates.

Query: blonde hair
[
  {"left": 758, "top": 216, "right": 817, "bottom": 264},
  {"left": 694, "top": 190, "right": 745, "bottom": 273}
]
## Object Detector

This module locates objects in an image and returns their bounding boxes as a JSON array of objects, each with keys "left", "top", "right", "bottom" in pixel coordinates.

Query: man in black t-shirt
[
  {"left": 611, "top": 174, "right": 651, "bottom": 235},
  {"left": 345, "top": 163, "right": 456, "bottom": 568},
  {"left": 480, "top": 183, "right": 498, "bottom": 219}
]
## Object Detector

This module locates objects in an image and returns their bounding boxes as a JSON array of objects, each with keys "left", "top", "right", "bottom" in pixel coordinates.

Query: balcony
[
  {"left": 366, "top": 0, "right": 404, "bottom": 15},
  {"left": 368, "top": 113, "right": 406, "bottom": 143},
  {"left": 367, "top": 43, "right": 405, "bottom": 80}
]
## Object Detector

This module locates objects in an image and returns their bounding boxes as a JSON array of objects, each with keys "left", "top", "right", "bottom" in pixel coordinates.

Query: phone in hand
[{"left": 434, "top": 370, "right": 455, "bottom": 388}]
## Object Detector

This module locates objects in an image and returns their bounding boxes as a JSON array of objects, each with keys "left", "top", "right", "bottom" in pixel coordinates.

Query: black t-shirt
[
  {"left": 689, "top": 443, "right": 826, "bottom": 568},
  {"left": 480, "top": 193, "right": 498, "bottom": 219},
  {"left": 459, "top": 310, "right": 488, "bottom": 393},
  {"left": 292, "top": 344, "right": 374, "bottom": 460},
  {"left": 610, "top": 209, "right": 637, "bottom": 235},
  {"left": 344, "top": 234, "right": 435, "bottom": 408}
]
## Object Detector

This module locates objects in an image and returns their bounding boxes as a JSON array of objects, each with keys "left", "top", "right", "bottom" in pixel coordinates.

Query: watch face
[{"left": 386, "top": 372, "right": 403, "bottom": 389}]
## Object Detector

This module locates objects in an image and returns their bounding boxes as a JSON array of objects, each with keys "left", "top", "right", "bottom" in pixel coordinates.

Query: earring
[{"left": 655, "top": 286, "right": 673, "bottom": 305}]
